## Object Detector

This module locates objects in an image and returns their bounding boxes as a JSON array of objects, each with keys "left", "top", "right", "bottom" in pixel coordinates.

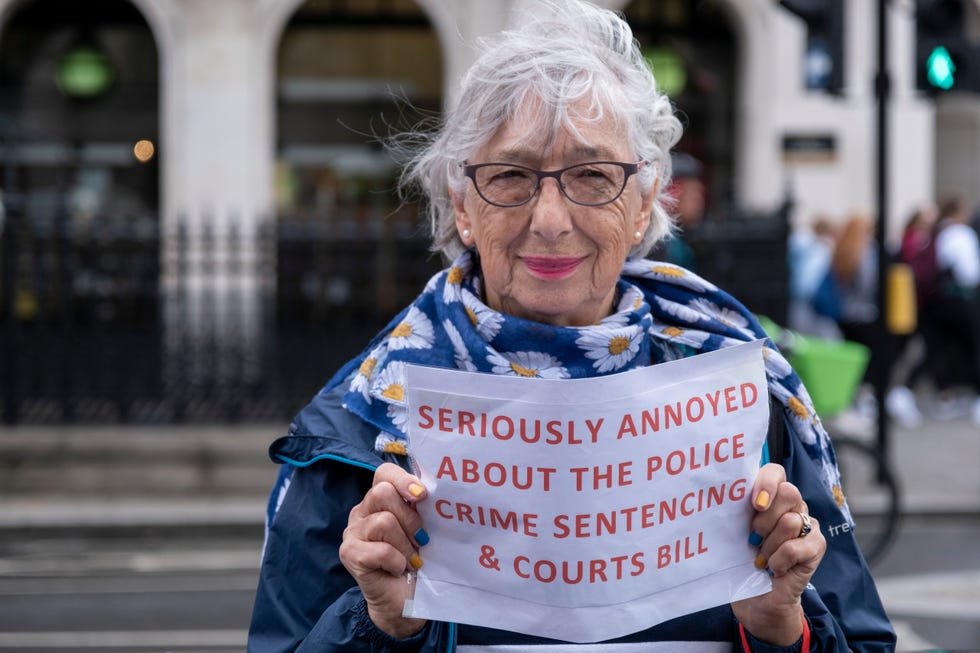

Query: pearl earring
[
  {"left": 462, "top": 229, "right": 471, "bottom": 239},
  {"left": 634, "top": 231, "right": 643, "bottom": 240}
]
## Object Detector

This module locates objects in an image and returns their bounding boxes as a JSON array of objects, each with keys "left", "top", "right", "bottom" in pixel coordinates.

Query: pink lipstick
[{"left": 523, "top": 256, "right": 585, "bottom": 279}]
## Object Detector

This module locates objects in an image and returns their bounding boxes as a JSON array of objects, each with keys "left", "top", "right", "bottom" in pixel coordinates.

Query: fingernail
[
  {"left": 414, "top": 528, "right": 430, "bottom": 546},
  {"left": 767, "top": 567, "right": 775, "bottom": 577},
  {"left": 748, "top": 531, "right": 763, "bottom": 547},
  {"left": 409, "top": 553, "right": 424, "bottom": 570},
  {"left": 755, "top": 490, "right": 771, "bottom": 509},
  {"left": 408, "top": 483, "right": 425, "bottom": 498},
  {"left": 754, "top": 554, "right": 768, "bottom": 569}
]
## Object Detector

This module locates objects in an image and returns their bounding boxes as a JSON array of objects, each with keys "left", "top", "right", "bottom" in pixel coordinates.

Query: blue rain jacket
[{"left": 248, "top": 376, "right": 896, "bottom": 653}]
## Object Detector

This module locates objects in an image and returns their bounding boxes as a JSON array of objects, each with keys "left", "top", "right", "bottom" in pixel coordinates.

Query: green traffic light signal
[{"left": 926, "top": 45, "right": 956, "bottom": 90}]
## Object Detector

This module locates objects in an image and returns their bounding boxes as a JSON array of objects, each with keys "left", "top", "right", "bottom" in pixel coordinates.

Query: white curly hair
[{"left": 397, "top": 0, "right": 683, "bottom": 261}]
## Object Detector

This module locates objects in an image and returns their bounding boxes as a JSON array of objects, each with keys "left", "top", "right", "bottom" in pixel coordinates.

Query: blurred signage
[{"left": 781, "top": 133, "right": 836, "bottom": 163}]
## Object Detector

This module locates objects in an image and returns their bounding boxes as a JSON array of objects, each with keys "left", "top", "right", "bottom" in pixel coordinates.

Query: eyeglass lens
[{"left": 473, "top": 162, "right": 629, "bottom": 207}]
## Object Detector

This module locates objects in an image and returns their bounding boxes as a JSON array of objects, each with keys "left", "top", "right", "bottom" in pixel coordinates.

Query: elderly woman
[{"left": 247, "top": 1, "right": 895, "bottom": 651}]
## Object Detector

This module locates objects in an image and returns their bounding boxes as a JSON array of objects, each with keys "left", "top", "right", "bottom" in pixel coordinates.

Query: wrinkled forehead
[{"left": 480, "top": 95, "right": 631, "bottom": 165}]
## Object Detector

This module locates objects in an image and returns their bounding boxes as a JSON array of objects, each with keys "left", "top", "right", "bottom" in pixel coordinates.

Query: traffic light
[
  {"left": 778, "top": 0, "right": 845, "bottom": 94},
  {"left": 915, "top": 0, "right": 980, "bottom": 93}
]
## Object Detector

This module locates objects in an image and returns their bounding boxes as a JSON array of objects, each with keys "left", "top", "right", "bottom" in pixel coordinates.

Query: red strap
[
  {"left": 738, "top": 622, "right": 751, "bottom": 651},
  {"left": 739, "top": 616, "right": 810, "bottom": 652}
]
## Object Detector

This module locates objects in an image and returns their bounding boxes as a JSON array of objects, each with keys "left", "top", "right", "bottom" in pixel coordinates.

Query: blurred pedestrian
[
  {"left": 823, "top": 213, "right": 892, "bottom": 421},
  {"left": 898, "top": 202, "right": 938, "bottom": 272},
  {"left": 651, "top": 152, "right": 706, "bottom": 271},
  {"left": 885, "top": 203, "right": 939, "bottom": 427},
  {"left": 787, "top": 214, "right": 840, "bottom": 338},
  {"left": 922, "top": 196, "right": 980, "bottom": 424}
]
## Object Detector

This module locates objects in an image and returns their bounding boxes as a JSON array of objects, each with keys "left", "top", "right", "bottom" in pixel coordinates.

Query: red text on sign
[
  {"left": 513, "top": 552, "right": 645, "bottom": 584},
  {"left": 568, "top": 461, "right": 633, "bottom": 490},
  {"left": 617, "top": 383, "right": 759, "bottom": 438},
  {"left": 646, "top": 433, "right": 745, "bottom": 479},
  {"left": 552, "top": 478, "right": 747, "bottom": 538},
  {"left": 434, "top": 499, "right": 540, "bottom": 537},
  {"left": 416, "top": 406, "right": 603, "bottom": 445},
  {"left": 656, "top": 532, "right": 709, "bottom": 569},
  {"left": 435, "top": 456, "right": 558, "bottom": 491}
]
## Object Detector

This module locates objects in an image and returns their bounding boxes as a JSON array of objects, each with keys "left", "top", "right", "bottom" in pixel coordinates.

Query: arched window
[
  {"left": 273, "top": 0, "right": 444, "bottom": 377},
  {"left": 623, "top": 1, "right": 788, "bottom": 324},
  {"left": 0, "top": 0, "right": 160, "bottom": 421},
  {"left": 0, "top": 0, "right": 159, "bottom": 228},
  {"left": 623, "top": 0, "right": 736, "bottom": 211}
]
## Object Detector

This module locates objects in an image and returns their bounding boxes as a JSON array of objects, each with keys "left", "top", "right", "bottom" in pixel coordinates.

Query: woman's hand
[
  {"left": 339, "top": 462, "right": 430, "bottom": 638},
  {"left": 732, "top": 463, "right": 827, "bottom": 646}
]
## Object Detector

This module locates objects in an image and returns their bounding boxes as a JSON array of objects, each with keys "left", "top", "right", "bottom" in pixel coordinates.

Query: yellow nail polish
[
  {"left": 409, "top": 553, "right": 424, "bottom": 570},
  {"left": 755, "top": 490, "right": 771, "bottom": 509},
  {"left": 408, "top": 483, "right": 425, "bottom": 498},
  {"left": 754, "top": 554, "right": 768, "bottom": 569}
]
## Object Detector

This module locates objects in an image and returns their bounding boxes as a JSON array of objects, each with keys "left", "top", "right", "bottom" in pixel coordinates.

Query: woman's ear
[
  {"left": 634, "top": 179, "right": 657, "bottom": 240},
  {"left": 451, "top": 188, "right": 474, "bottom": 246},
  {"left": 633, "top": 212, "right": 652, "bottom": 244}
]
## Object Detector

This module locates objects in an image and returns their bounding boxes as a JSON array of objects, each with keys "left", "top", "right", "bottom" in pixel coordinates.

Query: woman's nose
[{"left": 529, "top": 177, "right": 573, "bottom": 240}]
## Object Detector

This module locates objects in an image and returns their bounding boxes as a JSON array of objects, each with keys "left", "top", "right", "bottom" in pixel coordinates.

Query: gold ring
[{"left": 797, "top": 512, "right": 812, "bottom": 538}]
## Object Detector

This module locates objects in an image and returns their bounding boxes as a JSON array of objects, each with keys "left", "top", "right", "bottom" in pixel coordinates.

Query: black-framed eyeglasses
[{"left": 461, "top": 160, "right": 648, "bottom": 208}]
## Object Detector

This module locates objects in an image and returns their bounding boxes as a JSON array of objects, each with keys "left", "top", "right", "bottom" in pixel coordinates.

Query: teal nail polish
[
  {"left": 415, "top": 528, "right": 430, "bottom": 546},
  {"left": 748, "top": 531, "right": 763, "bottom": 547}
]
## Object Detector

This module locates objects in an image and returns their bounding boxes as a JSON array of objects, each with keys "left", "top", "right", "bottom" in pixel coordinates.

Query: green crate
[{"left": 789, "top": 336, "right": 870, "bottom": 417}]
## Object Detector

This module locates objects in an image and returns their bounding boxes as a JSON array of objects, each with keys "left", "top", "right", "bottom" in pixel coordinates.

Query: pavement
[
  {"left": 0, "top": 402, "right": 978, "bottom": 651},
  {"left": 826, "top": 408, "right": 980, "bottom": 653}
]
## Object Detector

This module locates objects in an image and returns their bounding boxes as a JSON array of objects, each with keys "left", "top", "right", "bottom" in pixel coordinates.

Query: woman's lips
[{"left": 523, "top": 256, "right": 586, "bottom": 279}]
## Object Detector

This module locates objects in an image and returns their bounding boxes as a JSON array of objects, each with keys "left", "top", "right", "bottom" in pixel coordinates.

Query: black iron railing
[
  {"left": 1, "top": 207, "right": 442, "bottom": 424},
  {"left": 0, "top": 199, "right": 788, "bottom": 425}
]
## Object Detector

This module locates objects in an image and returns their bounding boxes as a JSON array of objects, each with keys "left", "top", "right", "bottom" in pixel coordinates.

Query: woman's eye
[
  {"left": 573, "top": 168, "right": 609, "bottom": 181},
  {"left": 490, "top": 169, "right": 532, "bottom": 183}
]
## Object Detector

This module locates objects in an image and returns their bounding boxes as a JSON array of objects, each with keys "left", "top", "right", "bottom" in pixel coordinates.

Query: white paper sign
[{"left": 404, "top": 340, "right": 772, "bottom": 642}]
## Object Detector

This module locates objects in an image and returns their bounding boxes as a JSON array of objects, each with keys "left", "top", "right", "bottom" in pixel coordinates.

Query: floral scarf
[{"left": 338, "top": 250, "right": 850, "bottom": 522}]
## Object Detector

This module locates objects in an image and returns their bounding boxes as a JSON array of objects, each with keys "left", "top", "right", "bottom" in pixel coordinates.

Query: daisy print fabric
[
  {"left": 339, "top": 250, "right": 852, "bottom": 526},
  {"left": 576, "top": 323, "right": 645, "bottom": 373}
]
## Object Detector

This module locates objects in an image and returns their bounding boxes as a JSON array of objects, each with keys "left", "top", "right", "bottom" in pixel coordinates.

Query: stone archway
[
  {"left": 260, "top": 0, "right": 447, "bottom": 406},
  {"left": 611, "top": 0, "right": 777, "bottom": 214},
  {"left": 0, "top": 0, "right": 160, "bottom": 224},
  {"left": 0, "top": 0, "right": 163, "bottom": 421},
  {"left": 622, "top": 0, "right": 744, "bottom": 213}
]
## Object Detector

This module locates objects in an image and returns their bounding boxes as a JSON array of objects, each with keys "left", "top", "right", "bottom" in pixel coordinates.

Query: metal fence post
[{"left": 1, "top": 129, "right": 20, "bottom": 424}]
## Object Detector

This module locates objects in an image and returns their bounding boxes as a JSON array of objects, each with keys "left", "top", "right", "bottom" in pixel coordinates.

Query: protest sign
[{"left": 404, "top": 340, "right": 772, "bottom": 642}]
